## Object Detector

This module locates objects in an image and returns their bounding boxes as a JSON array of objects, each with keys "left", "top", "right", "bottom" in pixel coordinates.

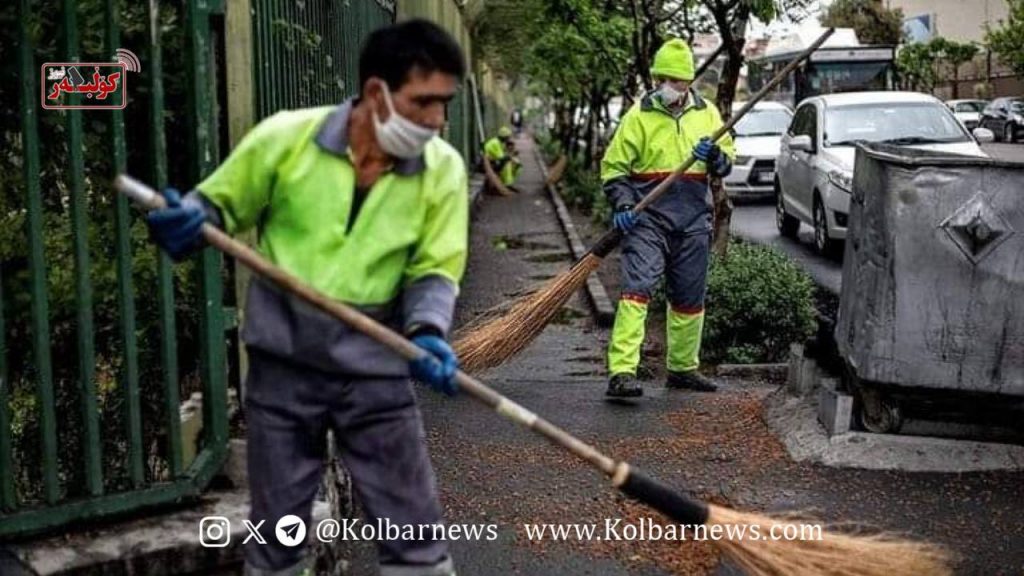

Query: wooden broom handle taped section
[
  {"left": 588, "top": 28, "right": 836, "bottom": 258},
  {"left": 115, "top": 175, "right": 619, "bottom": 477}
]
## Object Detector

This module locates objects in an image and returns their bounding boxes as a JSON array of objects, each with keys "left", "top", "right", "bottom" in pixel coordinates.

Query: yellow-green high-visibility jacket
[
  {"left": 195, "top": 99, "right": 469, "bottom": 376},
  {"left": 483, "top": 136, "right": 508, "bottom": 167},
  {"left": 601, "top": 90, "right": 734, "bottom": 234},
  {"left": 483, "top": 136, "right": 519, "bottom": 185}
]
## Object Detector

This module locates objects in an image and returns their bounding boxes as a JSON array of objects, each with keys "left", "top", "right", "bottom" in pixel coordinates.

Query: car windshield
[
  {"left": 824, "top": 102, "right": 969, "bottom": 146},
  {"left": 1011, "top": 99, "right": 1024, "bottom": 112},
  {"left": 734, "top": 109, "right": 792, "bottom": 136},
  {"left": 954, "top": 101, "right": 985, "bottom": 113}
]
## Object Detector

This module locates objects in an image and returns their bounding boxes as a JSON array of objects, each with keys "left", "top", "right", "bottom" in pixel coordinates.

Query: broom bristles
[
  {"left": 455, "top": 253, "right": 603, "bottom": 373},
  {"left": 707, "top": 504, "right": 952, "bottom": 576}
]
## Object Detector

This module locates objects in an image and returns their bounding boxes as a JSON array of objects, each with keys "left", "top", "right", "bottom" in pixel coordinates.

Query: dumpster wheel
[{"left": 856, "top": 386, "right": 904, "bottom": 434}]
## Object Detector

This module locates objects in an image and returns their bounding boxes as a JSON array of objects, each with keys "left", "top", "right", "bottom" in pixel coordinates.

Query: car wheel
[
  {"left": 1005, "top": 124, "right": 1017, "bottom": 143},
  {"left": 813, "top": 197, "right": 842, "bottom": 259},
  {"left": 775, "top": 180, "right": 800, "bottom": 238}
]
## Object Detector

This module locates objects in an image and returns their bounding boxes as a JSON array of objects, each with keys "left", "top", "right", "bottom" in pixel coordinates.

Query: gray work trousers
[{"left": 243, "top": 350, "right": 452, "bottom": 575}]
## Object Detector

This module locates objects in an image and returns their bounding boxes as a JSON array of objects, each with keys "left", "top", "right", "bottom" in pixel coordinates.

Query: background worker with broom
[
  {"left": 144, "top": 19, "right": 467, "bottom": 576},
  {"left": 602, "top": 38, "right": 734, "bottom": 398},
  {"left": 482, "top": 125, "right": 521, "bottom": 195}
]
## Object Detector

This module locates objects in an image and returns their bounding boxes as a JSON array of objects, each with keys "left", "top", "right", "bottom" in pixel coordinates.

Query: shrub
[{"left": 703, "top": 241, "right": 816, "bottom": 364}]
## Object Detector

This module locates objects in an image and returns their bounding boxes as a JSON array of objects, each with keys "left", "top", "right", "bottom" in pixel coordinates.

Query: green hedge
[{"left": 703, "top": 241, "right": 816, "bottom": 364}]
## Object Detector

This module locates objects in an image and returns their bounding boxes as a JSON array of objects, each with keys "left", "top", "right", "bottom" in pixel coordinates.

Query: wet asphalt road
[
  {"left": 729, "top": 204, "right": 843, "bottom": 294},
  {"left": 341, "top": 137, "right": 1024, "bottom": 576},
  {"left": 729, "top": 142, "right": 1024, "bottom": 295}
]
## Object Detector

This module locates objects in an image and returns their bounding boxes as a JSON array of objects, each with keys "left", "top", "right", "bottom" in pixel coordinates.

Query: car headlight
[
  {"left": 1014, "top": 114, "right": 1024, "bottom": 124},
  {"left": 828, "top": 170, "right": 853, "bottom": 192},
  {"left": 734, "top": 155, "right": 752, "bottom": 165}
]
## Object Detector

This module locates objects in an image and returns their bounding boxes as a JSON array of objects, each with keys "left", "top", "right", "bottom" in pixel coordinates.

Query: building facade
[{"left": 887, "top": 0, "right": 1022, "bottom": 98}]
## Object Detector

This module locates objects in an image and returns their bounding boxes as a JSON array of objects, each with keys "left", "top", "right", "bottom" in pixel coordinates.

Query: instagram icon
[{"left": 200, "top": 516, "right": 232, "bottom": 547}]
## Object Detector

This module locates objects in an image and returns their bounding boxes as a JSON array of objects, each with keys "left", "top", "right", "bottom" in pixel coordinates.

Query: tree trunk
[
  {"left": 709, "top": 4, "right": 749, "bottom": 257},
  {"left": 713, "top": 5, "right": 749, "bottom": 122},
  {"left": 711, "top": 177, "right": 733, "bottom": 258}
]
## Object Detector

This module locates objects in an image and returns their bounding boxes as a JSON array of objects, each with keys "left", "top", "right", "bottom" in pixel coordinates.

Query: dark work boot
[
  {"left": 606, "top": 373, "right": 643, "bottom": 398},
  {"left": 666, "top": 370, "right": 718, "bottom": 392}
]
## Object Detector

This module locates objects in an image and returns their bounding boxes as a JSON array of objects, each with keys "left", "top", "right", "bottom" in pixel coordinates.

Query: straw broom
[
  {"left": 118, "top": 173, "right": 949, "bottom": 576},
  {"left": 454, "top": 29, "right": 837, "bottom": 374}
]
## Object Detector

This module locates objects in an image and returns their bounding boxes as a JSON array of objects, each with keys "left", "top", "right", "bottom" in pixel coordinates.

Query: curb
[
  {"left": 716, "top": 363, "right": 789, "bottom": 380},
  {"left": 469, "top": 174, "right": 486, "bottom": 215},
  {"left": 533, "top": 146, "right": 616, "bottom": 327}
]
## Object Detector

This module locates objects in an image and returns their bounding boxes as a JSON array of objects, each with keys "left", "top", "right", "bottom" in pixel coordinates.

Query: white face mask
[
  {"left": 657, "top": 83, "right": 683, "bottom": 107},
  {"left": 372, "top": 83, "right": 438, "bottom": 159}
]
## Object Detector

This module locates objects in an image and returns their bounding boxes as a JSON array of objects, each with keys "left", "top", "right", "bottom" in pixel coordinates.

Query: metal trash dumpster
[{"left": 836, "top": 143, "right": 1024, "bottom": 432}]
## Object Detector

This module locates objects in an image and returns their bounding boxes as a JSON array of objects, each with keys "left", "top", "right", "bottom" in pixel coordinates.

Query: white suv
[{"left": 775, "top": 91, "right": 992, "bottom": 257}]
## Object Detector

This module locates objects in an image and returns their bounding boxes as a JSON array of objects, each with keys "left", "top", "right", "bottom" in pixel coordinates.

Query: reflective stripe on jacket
[{"left": 601, "top": 90, "right": 734, "bottom": 234}]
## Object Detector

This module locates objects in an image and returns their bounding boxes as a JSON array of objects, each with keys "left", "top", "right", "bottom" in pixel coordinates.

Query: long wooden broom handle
[
  {"left": 588, "top": 28, "right": 835, "bottom": 258},
  {"left": 116, "top": 175, "right": 620, "bottom": 478}
]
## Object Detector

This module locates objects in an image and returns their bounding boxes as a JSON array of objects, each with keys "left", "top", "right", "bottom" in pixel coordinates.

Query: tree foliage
[
  {"left": 896, "top": 37, "right": 979, "bottom": 94},
  {"left": 820, "top": 0, "right": 904, "bottom": 45},
  {"left": 986, "top": 0, "right": 1024, "bottom": 78},
  {"left": 476, "top": 0, "right": 810, "bottom": 169}
]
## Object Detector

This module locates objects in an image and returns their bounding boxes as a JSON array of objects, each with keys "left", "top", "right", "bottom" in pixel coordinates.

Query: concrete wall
[{"left": 887, "top": 0, "right": 1008, "bottom": 43}]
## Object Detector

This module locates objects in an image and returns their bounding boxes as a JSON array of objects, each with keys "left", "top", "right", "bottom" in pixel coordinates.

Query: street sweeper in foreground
[
  {"left": 144, "top": 19, "right": 467, "bottom": 576},
  {"left": 602, "top": 38, "right": 735, "bottom": 398}
]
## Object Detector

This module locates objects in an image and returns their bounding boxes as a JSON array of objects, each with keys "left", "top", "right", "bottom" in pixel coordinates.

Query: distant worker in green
[
  {"left": 482, "top": 125, "right": 521, "bottom": 194},
  {"left": 601, "top": 38, "right": 735, "bottom": 399}
]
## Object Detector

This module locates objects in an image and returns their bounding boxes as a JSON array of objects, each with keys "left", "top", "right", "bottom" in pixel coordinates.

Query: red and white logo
[{"left": 41, "top": 48, "right": 140, "bottom": 110}]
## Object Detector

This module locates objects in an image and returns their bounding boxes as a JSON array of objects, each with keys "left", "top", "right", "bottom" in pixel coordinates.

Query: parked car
[
  {"left": 979, "top": 96, "right": 1024, "bottom": 142},
  {"left": 723, "top": 101, "right": 793, "bottom": 201},
  {"left": 775, "top": 91, "right": 992, "bottom": 257},
  {"left": 946, "top": 98, "right": 988, "bottom": 131}
]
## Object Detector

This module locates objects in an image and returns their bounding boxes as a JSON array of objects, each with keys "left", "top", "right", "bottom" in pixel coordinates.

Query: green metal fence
[
  {"left": 1, "top": 0, "right": 230, "bottom": 538},
  {"left": 253, "top": 0, "right": 395, "bottom": 119},
  {"left": 1, "top": 0, "right": 487, "bottom": 539}
]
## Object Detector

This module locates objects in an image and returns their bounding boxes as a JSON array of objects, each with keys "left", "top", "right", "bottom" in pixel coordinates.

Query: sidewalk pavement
[{"left": 402, "top": 136, "right": 1024, "bottom": 576}]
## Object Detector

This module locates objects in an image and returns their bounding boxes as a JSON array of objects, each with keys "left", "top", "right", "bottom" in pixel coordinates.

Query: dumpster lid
[{"left": 855, "top": 142, "right": 1024, "bottom": 170}]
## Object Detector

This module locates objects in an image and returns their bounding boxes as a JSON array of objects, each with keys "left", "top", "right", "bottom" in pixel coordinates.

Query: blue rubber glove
[
  {"left": 692, "top": 137, "right": 721, "bottom": 163},
  {"left": 612, "top": 205, "right": 638, "bottom": 233},
  {"left": 409, "top": 335, "right": 459, "bottom": 396},
  {"left": 145, "top": 188, "right": 207, "bottom": 261}
]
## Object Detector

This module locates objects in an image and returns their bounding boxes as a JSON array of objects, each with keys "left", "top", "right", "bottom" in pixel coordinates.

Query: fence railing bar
[
  {"left": 272, "top": 0, "right": 284, "bottom": 113},
  {"left": 327, "top": 0, "right": 340, "bottom": 102},
  {"left": 255, "top": 0, "right": 268, "bottom": 118},
  {"left": 148, "top": 0, "right": 183, "bottom": 479},
  {"left": 106, "top": 0, "right": 144, "bottom": 491},
  {"left": 185, "top": 0, "right": 229, "bottom": 458},
  {"left": 286, "top": 0, "right": 297, "bottom": 108},
  {"left": 60, "top": 0, "right": 102, "bottom": 500},
  {"left": 0, "top": 263, "right": 15, "bottom": 511},
  {"left": 19, "top": 0, "right": 58, "bottom": 507}
]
